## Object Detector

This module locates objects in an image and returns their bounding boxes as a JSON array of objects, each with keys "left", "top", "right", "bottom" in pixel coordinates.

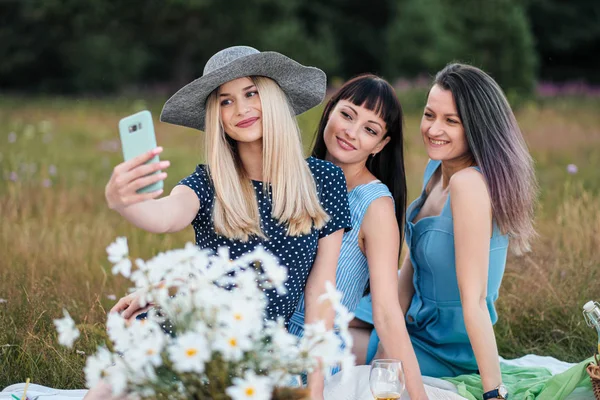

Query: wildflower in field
[
  {"left": 112, "top": 258, "right": 132, "bottom": 278},
  {"left": 567, "top": 164, "right": 578, "bottom": 174},
  {"left": 39, "top": 120, "right": 53, "bottom": 133},
  {"left": 76, "top": 350, "right": 86, "bottom": 355},
  {"left": 107, "top": 237, "right": 132, "bottom": 277},
  {"left": 0, "top": 298, "right": 7, "bottom": 304},
  {"left": 106, "top": 312, "right": 130, "bottom": 353},
  {"left": 126, "top": 325, "right": 166, "bottom": 368},
  {"left": 301, "top": 328, "right": 340, "bottom": 368},
  {"left": 49, "top": 164, "right": 57, "bottom": 176},
  {"left": 217, "top": 292, "right": 263, "bottom": 333},
  {"left": 53, "top": 309, "right": 80, "bottom": 348},
  {"left": 9, "top": 171, "right": 18, "bottom": 182},
  {"left": 226, "top": 371, "right": 273, "bottom": 400},
  {"left": 8, "top": 132, "right": 16, "bottom": 143},
  {"left": 85, "top": 347, "right": 128, "bottom": 395},
  {"left": 42, "top": 178, "right": 52, "bottom": 188},
  {"left": 318, "top": 280, "right": 342, "bottom": 307},
  {"left": 57, "top": 238, "right": 356, "bottom": 398},
  {"left": 107, "top": 237, "right": 129, "bottom": 261},
  {"left": 106, "top": 294, "right": 117, "bottom": 300},
  {"left": 23, "top": 125, "right": 35, "bottom": 139},
  {"left": 265, "top": 318, "right": 300, "bottom": 361},
  {"left": 168, "top": 331, "right": 210, "bottom": 373},
  {"left": 84, "top": 345, "right": 114, "bottom": 387},
  {"left": 213, "top": 329, "right": 254, "bottom": 362},
  {"left": 251, "top": 247, "right": 288, "bottom": 295}
]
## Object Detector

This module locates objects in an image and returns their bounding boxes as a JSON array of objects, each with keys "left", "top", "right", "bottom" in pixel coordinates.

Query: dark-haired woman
[
  {"left": 354, "top": 63, "right": 537, "bottom": 400},
  {"left": 288, "top": 74, "right": 428, "bottom": 400}
]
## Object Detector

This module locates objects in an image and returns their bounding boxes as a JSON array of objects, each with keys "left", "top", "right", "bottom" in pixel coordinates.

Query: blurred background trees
[{"left": 0, "top": 0, "right": 598, "bottom": 95}]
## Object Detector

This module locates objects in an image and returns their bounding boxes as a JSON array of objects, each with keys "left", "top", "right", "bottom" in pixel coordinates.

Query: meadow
[{"left": 0, "top": 92, "right": 599, "bottom": 389}]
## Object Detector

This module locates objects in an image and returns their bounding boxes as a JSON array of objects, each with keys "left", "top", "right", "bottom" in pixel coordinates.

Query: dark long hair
[
  {"left": 433, "top": 63, "right": 537, "bottom": 254},
  {"left": 312, "top": 74, "right": 407, "bottom": 252}
]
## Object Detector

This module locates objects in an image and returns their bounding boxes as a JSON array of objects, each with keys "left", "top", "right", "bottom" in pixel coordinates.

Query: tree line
[{"left": 1, "top": 0, "right": 598, "bottom": 95}]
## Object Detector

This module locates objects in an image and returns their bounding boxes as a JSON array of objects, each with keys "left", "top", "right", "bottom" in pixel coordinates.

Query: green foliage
[
  {"left": 384, "top": 0, "right": 459, "bottom": 79},
  {"left": 444, "top": 0, "right": 537, "bottom": 97},
  {"left": 385, "top": 0, "right": 537, "bottom": 98},
  {"left": 0, "top": 0, "right": 595, "bottom": 98}
]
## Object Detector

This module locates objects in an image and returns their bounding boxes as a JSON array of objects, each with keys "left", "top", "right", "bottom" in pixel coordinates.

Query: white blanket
[{"left": 0, "top": 355, "right": 590, "bottom": 400}]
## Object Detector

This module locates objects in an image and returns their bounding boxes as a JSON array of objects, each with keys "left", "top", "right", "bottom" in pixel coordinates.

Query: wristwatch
[{"left": 482, "top": 384, "right": 508, "bottom": 400}]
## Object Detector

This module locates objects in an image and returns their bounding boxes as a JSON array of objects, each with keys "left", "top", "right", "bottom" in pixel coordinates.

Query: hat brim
[{"left": 159, "top": 52, "right": 326, "bottom": 131}]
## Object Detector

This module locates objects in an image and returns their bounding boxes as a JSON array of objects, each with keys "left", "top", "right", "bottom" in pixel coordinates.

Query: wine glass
[{"left": 369, "top": 359, "right": 405, "bottom": 400}]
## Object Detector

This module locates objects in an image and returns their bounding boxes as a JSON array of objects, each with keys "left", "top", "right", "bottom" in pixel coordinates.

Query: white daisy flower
[
  {"left": 84, "top": 346, "right": 114, "bottom": 388},
  {"left": 53, "top": 309, "right": 80, "bottom": 348},
  {"left": 106, "top": 312, "right": 130, "bottom": 353},
  {"left": 218, "top": 294, "right": 262, "bottom": 335},
  {"left": 213, "top": 330, "right": 253, "bottom": 362},
  {"left": 225, "top": 371, "right": 273, "bottom": 400},
  {"left": 318, "top": 281, "right": 342, "bottom": 308},
  {"left": 168, "top": 332, "right": 210, "bottom": 373},
  {"left": 111, "top": 258, "right": 132, "bottom": 278},
  {"left": 126, "top": 324, "right": 166, "bottom": 369},
  {"left": 105, "top": 358, "right": 128, "bottom": 396},
  {"left": 106, "top": 237, "right": 129, "bottom": 263}
]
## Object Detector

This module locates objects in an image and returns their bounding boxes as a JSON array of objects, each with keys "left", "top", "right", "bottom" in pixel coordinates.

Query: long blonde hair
[{"left": 204, "top": 76, "right": 329, "bottom": 241}]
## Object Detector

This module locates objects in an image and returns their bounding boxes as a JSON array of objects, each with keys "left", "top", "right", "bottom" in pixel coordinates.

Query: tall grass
[{"left": 0, "top": 96, "right": 599, "bottom": 388}]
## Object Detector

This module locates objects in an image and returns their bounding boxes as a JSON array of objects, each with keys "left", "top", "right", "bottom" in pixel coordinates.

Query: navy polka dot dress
[{"left": 178, "top": 157, "right": 351, "bottom": 324}]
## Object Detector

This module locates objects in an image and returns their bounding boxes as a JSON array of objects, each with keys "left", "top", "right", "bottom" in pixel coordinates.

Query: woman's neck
[
  {"left": 237, "top": 140, "right": 264, "bottom": 181},
  {"left": 440, "top": 153, "right": 476, "bottom": 189},
  {"left": 325, "top": 153, "right": 372, "bottom": 191}
]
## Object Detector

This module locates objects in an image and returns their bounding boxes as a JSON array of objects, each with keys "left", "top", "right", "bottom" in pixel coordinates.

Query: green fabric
[{"left": 442, "top": 358, "right": 594, "bottom": 400}]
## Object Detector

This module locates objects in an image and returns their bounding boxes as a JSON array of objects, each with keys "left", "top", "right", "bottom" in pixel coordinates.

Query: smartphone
[{"left": 118, "top": 110, "right": 163, "bottom": 194}]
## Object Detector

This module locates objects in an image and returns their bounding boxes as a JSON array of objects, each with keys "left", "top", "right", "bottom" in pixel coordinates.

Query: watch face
[{"left": 498, "top": 385, "right": 509, "bottom": 398}]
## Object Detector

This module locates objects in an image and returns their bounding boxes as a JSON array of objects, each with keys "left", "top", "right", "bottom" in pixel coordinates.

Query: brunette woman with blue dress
[
  {"left": 353, "top": 64, "right": 537, "bottom": 400},
  {"left": 288, "top": 75, "right": 428, "bottom": 400}
]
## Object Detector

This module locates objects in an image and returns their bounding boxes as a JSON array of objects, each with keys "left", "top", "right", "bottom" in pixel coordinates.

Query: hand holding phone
[
  {"left": 105, "top": 111, "right": 170, "bottom": 210},
  {"left": 119, "top": 110, "right": 164, "bottom": 194}
]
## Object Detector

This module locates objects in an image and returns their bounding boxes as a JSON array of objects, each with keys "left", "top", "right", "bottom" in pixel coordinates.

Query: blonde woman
[{"left": 101, "top": 46, "right": 351, "bottom": 399}]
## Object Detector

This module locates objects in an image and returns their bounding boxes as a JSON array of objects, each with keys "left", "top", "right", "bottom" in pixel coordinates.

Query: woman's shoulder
[
  {"left": 352, "top": 180, "right": 393, "bottom": 203},
  {"left": 178, "top": 164, "right": 213, "bottom": 195},
  {"left": 449, "top": 167, "right": 490, "bottom": 213},
  {"left": 306, "top": 157, "right": 345, "bottom": 185},
  {"left": 449, "top": 167, "right": 486, "bottom": 191},
  {"left": 306, "top": 156, "right": 342, "bottom": 175},
  {"left": 182, "top": 164, "right": 210, "bottom": 182}
]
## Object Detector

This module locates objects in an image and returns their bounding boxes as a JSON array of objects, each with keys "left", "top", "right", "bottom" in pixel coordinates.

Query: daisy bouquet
[{"left": 54, "top": 238, "right": 355, "bottom": 400}]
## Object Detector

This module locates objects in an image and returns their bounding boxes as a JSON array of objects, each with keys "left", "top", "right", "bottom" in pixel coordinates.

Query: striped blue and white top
[{"left": 288, "top": 180, "right": 393, "bottom": 337}]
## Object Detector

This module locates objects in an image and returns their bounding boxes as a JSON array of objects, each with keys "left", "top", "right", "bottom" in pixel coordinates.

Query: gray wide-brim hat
[{"left": 160, "top": 46, "right": 327, "bottom": 131}]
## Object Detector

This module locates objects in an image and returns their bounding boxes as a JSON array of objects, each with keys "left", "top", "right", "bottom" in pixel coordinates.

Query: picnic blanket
[
  {"left": 322, "top": 355, "right": 594, "bottom": 400},
  {"left": 1, "top": 355, "right": 595, "bottom": 400},
  {"left": 444, "top": 355, "right": 594, "bottom": 400}
]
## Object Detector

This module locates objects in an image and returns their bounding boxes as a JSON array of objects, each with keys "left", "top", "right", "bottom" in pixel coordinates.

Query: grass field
[{"left": 1, "top": 93, "right": 599, "bottom": 389}]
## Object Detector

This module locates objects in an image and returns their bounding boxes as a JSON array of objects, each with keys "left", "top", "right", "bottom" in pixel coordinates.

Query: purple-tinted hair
[{"left": 433, "top": 63, "right": 537, "bottom": 253}]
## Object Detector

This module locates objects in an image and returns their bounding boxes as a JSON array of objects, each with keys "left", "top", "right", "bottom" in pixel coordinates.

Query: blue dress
[
  {"left": 288, "top": 181, "right": 392, "bottom": 337},
  {"left": 354, "top": 159, "right": 509, "bottom": 377},
  {"left": 178, "top": 157, "right": 352, "bottom": 324}
]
